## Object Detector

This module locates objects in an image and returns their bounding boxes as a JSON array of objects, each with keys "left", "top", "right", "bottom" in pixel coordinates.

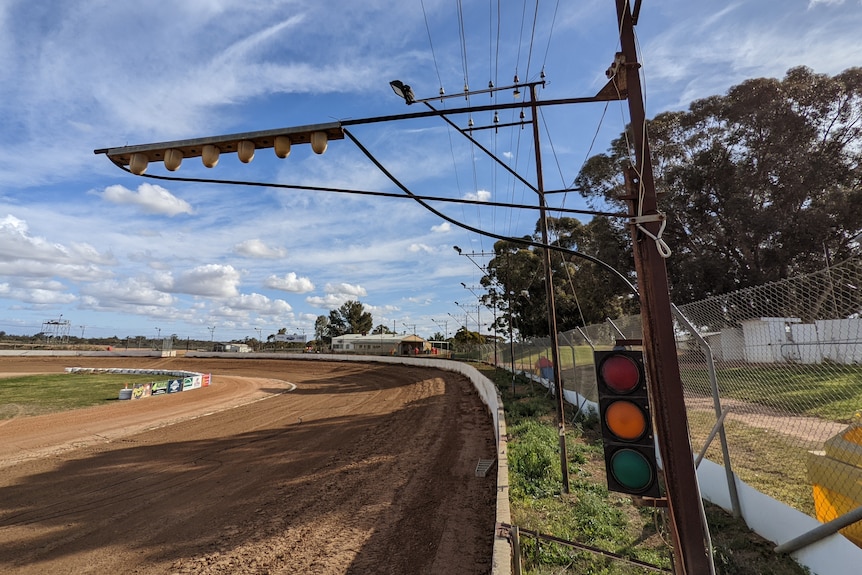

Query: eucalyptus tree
[{"left": 576, "top": 66, "right": 862, "bottom": 304}]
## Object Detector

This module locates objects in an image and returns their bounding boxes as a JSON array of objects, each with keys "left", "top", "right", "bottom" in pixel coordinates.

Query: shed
[{"left": 330, "top": 333, "right": 429, "bottom": 356}]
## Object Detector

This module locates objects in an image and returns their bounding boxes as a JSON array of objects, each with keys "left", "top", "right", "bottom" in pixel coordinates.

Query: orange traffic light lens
[
  {"left": 604, "top": 400, "right": 648, "bottom": 441},
  {"left": 599, "top": 354, "right": 640, "bottom": 393}
]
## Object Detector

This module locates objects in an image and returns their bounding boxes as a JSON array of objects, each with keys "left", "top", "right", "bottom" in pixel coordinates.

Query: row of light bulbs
[{"left": 128, "top": 131, "right": 331, "bottom": 175}]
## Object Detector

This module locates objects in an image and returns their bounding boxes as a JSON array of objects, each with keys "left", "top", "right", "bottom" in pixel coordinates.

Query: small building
[
  {"left": 213, "top": 342, "right": 251, "bottom": 353},
  {"left": 330, "top": 333, "right": 429, "bottom": 356},
  {"left": 709, "top": 317, "right": 862, "bottom": 365}
]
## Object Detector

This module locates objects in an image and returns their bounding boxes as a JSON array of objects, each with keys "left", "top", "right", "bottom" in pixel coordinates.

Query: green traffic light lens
[
  {"left": 609, "top": 448, "right": 654, "bottom": 492},
  {"left": 600, "top": 354, "right": 641, "bottom": 393}
]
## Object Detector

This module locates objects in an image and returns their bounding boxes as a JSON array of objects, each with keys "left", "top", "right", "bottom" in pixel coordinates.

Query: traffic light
[{"left": 594, "top": 349, "right": 661, "bottom": 498}]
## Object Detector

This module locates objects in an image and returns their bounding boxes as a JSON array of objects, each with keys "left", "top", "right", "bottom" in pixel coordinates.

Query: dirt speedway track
[{"left": 0, "top": 357, "right": 497, "bottom": 574}]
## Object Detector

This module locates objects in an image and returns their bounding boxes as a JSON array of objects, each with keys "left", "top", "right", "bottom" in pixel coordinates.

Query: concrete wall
[{"left": 0, "top": 349, "right": 175, "bottom": 357}]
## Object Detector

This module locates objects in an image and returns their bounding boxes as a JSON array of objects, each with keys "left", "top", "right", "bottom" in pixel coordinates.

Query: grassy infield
[
  {"left": 3, "top": 365, "right": 854, "bottom": 573},
  {"left": 0, "top": 373, "right": 160, "bottom": 419}
]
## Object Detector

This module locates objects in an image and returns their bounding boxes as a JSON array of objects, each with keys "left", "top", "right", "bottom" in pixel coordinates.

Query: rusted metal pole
[
  {"left": 530, "top": 82, "right": 570, "bottom": 494},
  {"left": 615, "top": 1, "right": 715, "bottom": 573},
  {"left": 775, "top": 504, "right": 862, "bottom": 554},
  {"left": 511, "top": 525, "right": 523, "bottom": 575}
]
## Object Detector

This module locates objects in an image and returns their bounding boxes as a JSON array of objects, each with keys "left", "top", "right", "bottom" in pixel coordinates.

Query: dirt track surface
[{"left": 0, "top": 357, "right": 497, "bottom": 574}]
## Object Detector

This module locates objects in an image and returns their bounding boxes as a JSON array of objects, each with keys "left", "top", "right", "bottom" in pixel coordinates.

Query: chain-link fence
[{"left": 476, "top": 255, "right": 862, "bottom": 543}]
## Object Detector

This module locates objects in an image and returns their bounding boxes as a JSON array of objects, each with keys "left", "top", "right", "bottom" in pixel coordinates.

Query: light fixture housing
[
  {"left": 202, "top": 144, "right": 220, "bottom": 168},
  {"left": 94, "top": 122, "right": 344, "bottom": 171},
  {"left": 274, "top": 136, "right": 291, "bottom": 158},
  {"left": 129, "top": 153, "right": 148, "bottom": 175},
  {"left": 164, "top": 148, "right": 183, "bottom": 171},
  {"left": 237, "top": 140, "right": 255, "bottom": 163},
  {"left": 389, "top": 80, "right": 416, "bottom": 104},
  {"left": 310, "top": 131, "right": 328, "bottom": 154}
]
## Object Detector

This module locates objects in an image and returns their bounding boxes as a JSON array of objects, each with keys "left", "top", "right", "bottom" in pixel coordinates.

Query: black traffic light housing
[{"left": 594, "top": 349, "right": 661, "bottom": 498}]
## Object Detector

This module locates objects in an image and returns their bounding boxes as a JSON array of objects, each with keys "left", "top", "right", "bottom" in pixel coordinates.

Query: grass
[
  {"left": 679, "top": 363, "right": 862, "bottom": 423},
  {"left": 0, "top": 373, "right": 159, "bottom": 418},
  {"left": 474, "top": 363, "right": 811, "bottom": 575},
  {"left": 513, "top": 347, "right": 862, "bottom": 424},
  {"left": 687, "top": 410, "right": 816, "bottom": 515}
]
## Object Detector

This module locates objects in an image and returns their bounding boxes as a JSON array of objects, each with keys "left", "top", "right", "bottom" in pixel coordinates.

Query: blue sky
[{"left": 0, "top": 0, "right": 859, "bottom": 343}]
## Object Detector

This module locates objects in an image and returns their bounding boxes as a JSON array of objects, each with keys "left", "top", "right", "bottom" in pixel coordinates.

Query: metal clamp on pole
[{"left": 629, "top": 213, "right": 672, "bottom": 258}]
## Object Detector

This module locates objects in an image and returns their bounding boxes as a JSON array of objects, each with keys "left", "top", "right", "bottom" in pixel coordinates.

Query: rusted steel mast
[{"left": 614, "top": 1, "right": 715, "bottom": 573}]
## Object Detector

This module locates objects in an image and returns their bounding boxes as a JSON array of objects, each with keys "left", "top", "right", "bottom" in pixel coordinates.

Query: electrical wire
[
  {"left": 541, "top": 0, "right": 561, "bottom": 71},
  {"left": 457, "top": 0, "right": 471, "bottom": 98},
  {"left": 342, "top": 127, "right": 639, "bottom": 296},
  {"left": 420, "top": 0, "right": 444, "bottom": 95},
  {"left": 524, "top": 0, "right": 540, "bottom": 82},
  {"left": 109, "top": 162, "right": 620, "bottom": 218}
]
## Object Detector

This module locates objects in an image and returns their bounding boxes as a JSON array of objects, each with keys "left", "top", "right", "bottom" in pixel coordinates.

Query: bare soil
[{"left": 0, "top": 357, "right": 497, "bottom": 574}]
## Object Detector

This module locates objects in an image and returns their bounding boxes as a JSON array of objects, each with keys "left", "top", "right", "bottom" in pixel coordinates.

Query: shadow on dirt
[{"left": 0, "top": 359, "right": 496, "bottom": 574}]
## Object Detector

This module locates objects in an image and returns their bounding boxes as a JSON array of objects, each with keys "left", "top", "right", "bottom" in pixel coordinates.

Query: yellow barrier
[{"left": 807, "top": 416, "right": 862, "bottom": 547}]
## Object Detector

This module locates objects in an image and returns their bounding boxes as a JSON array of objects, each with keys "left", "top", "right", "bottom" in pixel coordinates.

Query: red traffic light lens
[
  {"left": 599, "top": 354, "right": 641, "bottom": 393},
  {"left": 604, "top": 400, "right": 648, "bottom": 441}
]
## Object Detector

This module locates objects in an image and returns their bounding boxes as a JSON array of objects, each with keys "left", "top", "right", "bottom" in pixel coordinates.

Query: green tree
[
  {"left": 481, "top": 217, "right": 638, "bottom": 338},
  {"left": 372, "top": 324, "right": 393, "bottom": 334},
  {"left": 452, "top": 326, "right": 485, "bottom": 347},
  {"left": 314, "top": 315, "right": 331, "bottom": 344},
  {"left": 328, "top": 300, "right": 374, "bottom": 336},
  {"left": 576, "top": 66, "right": 862, "bottom": 304}
]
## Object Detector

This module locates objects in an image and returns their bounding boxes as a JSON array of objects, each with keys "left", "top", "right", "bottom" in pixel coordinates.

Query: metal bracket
[
  {"left": 605, "top": 52, "right": 626, "bottom": 79},
  {"left": 629, "top": 213, "right": 666, "bottom": 225}
]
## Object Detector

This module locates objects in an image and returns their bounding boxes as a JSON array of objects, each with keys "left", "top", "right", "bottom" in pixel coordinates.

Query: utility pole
[
  {"left": 454, "top": 248, "right": 500, "bottom": 365},
  {"left": 615, "top": 1, "right": 714, "bottom": 572},
  {"left": 431, "top": 318, "right": 448, "bottom": 339},
  {"left": 529, "top": 82, "right": 570, "bottom": 494}
]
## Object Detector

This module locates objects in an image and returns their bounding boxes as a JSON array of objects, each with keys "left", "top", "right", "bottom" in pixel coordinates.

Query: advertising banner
[
  {"left": 275, "top": 333, "right": 306, "bottom": 343},
  {"left": 151, "top": 381, "right": 169, "bottom": 395},
  {"left": 131, "top": 382, "right": 152, "bottom": 400},
  {"left": 167, "top": 379, "right": 183, "bottom": 394},
  {"left": 182, "top": 377, "right": 195, "bottom": 391},
  {"left": 202, "top": 373, "right": 212, "bottom": 387}
]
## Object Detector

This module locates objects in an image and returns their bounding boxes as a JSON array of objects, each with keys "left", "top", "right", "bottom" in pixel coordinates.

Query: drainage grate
[{"left": 475, "top": 458, "right": 495, "bottom": 477}]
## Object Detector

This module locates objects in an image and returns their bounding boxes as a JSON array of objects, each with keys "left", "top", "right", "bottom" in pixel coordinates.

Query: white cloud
[
  {"left": 169, "top": 264, "right": 242, "bottom": 298},
  {"left": 234, "top": 239, "right": 287, "bottom": 259},
  {"left": 0, "top": 280, "right": 77, "bottom": 305},
  {"left": 641, "top": 2, "right": 862, "bottom": 110},
  {"left": 306, "top": 293, "right": 349, "bottom": 309},
  {"left": 81, "top": 278, "right": 175, "bottom": 307},
  {"left": 409, "top": 243, "right": 433, "bottom": 254},
  {"left": 0, "top": 215, "right": 111, "bottom": 265},
  {"left": 264, "top": 272, "right": 315, "bottom": 293},
  {"left": 99, "top": 183, "right": 194, "bottom": 216},
  {"left": 431, "top": 222, "right": 451, "bottom": 233},
  {"left": 324, "top": 282, "right": 367, "bottom": 298},
  {"left": 306, "top": 282, "right": 368, "bottom": 309},
  {"left": 20, "top": 289, "right": 77, "bottom": 305},
  {"left": 221, "top": 292, "right": 292, "bottom": 313},
  {"left": 463, "top": 190, "right": 491, "bottom": 202},
  {"left": 0, "top": 215, "right": 113, "bottom": 285},
  {"left": 808, "top": 0, "right": 845, "bottom": 6}
]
